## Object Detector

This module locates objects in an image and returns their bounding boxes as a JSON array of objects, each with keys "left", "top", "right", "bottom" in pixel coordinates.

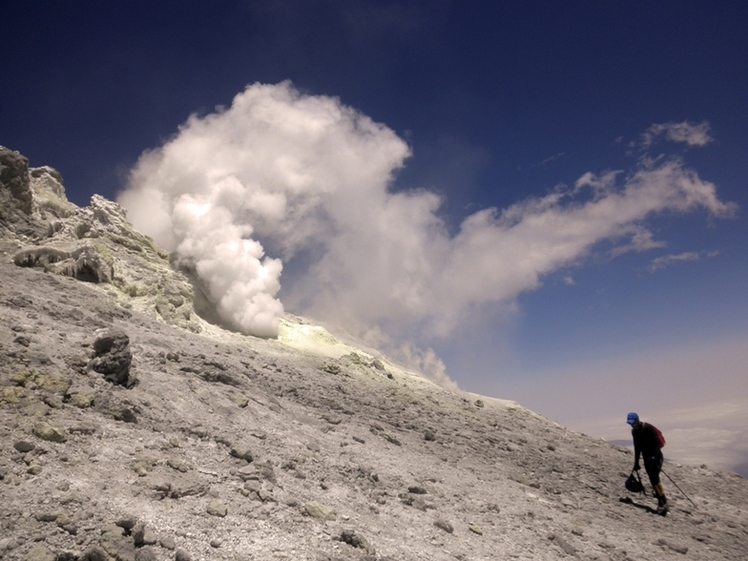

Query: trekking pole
[{"left": 661, "top": 469, "right": 697, "bottom": 509}]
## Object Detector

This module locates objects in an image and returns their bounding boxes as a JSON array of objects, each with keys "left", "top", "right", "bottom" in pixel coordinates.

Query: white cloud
[
  {"left": 118, "top": 83, "right": 735, "bottom": 361},
  {"left": 649, "top": 251, "right": 701, "bottom": 272},
  {"left": 639, "top": 120, "right": 713, "bottom": 149},
  {"left": 610, "top": 226, "right": 667, "bottom": 257},
  {"left": 540, "top": 151, "right": 565, "bottom": 166}
]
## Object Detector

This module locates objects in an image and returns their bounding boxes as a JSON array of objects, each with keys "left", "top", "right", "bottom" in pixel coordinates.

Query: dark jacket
[{"left": 632, "top": 422, "right": 662, "bottom": 464}]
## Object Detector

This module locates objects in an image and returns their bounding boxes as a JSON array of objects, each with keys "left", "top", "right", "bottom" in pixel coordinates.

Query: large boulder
[{"left": 88, "top": 327, "right": 133, "bottom": 386}]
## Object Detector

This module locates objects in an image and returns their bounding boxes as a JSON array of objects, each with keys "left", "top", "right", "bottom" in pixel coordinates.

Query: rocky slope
[{"left": 1, "top": 145, "right": 747, "bottom": 561}]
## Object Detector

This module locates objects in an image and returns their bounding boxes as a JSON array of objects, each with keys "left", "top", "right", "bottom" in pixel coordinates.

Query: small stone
[
  {"left": 468, "top": 523, "right": 483, "bottom": 535},
  {"left": 14, "top": 440, "right": 35, "bottom": 453},
  {"left": 434, "top": 519, "right": 454, "bottom": 533},
  {"left": 382, "top": 432, "right": 402, "bottom": 446},
  {"left": 258, "top": 489, "right": 277, "bottom": 503},
  {"left": 114, "top": 407, "right": 137, "bottom": 423},
  {"left": 68, "top": 392, "right": 95, "bottom": 408},
  {"left": 35, "top": 511, "right": 60, "bottom": 522},
  {"left": 209, "top": 539, "right": 222, "bottom": 548},
  {"left": 135, "top": 548, "right": 158, "bottom": 561},
  {"left": 32, "top": 422, "right": 67, "bottom": 443},
  {"left": 340, "top": 530, "right": 375, "bottom": 555},
  {"left": 27, "top": 464, "right": 43, "bottom": 475},
  {"left": 23, "top": 544, "right": 54, "bottom": 561},
  {"left": 115, "top": 516, "right": 137, "bottom": 532},
  {"left": 80, "top": 545, "right": 109, "bottom": 561},
  {"left": 131, "top": 464, "right": 149, "bottom": 477},
  {"left": 657, "top": 538, "right": 689, "bottom": 554},
  {"left": 175, "top": 548, "right": 193, "bottom": 561},
  {"left": 230, "top": 446, "right": 254, "bottom": 462},
  {"left": 304, "top": 501, "right": 336, "bottom": 521},
  {"left": 133, "top": 523, "right": 158, "bottom": 546},
  {"left": 55, "top": 513, "right": 72, "bottom": 528},
  {"left": 549, "top": 534, "right": 577, "bottom": 556},
  {"left": 322, "top": 414, "right": 342, "bottom": 425},
  {"left": 14, "top": 335, "right": 31, "bottom": 347},
  {"left": 229, "top": 395, "right": 249, "bottom": 408},
  {"left": 167, "top": 458, "right": 191, "bottom": 472},
  {"left": 159, "top": 536, "right": 176, "bottom": 550},
  {"left": 206, "top": 502, "right": 228, "bottom": 517}
]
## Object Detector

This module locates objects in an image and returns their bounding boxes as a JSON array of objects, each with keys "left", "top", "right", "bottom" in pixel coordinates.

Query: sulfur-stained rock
[
  {"left": 303, "top": 502, "right": 337, "bottom": 521},
  {"left": 32, "top": 422, "right": 67, "bottom": 443},
  {"left": 206, "top": 502, "right": 228, "bottom": 517}
]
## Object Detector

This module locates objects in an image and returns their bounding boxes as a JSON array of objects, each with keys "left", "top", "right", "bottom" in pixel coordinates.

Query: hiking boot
[{"left": 657, "top": 498, "right": 669, "bottom": 515}]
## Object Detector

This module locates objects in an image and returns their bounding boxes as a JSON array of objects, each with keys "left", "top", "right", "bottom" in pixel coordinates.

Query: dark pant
[{"left": 644, "top": 450, "right": 663, "bottom": 487}]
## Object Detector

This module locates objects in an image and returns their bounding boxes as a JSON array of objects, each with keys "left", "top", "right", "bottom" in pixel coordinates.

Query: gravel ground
[{"left": 1, "top": 145, "right": 747, "bottom": 561}]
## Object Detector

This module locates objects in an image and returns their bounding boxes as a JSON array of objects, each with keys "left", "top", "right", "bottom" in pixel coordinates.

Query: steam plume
[{"left": 118, "top": 82, "right": 734, "bottom": 354}]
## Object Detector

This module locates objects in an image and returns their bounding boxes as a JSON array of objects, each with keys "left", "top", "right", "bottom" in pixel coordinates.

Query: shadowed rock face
[
  {"left": 1, "top": 147, "right": 747, "bottom": 561},
  {"left": 88, "top": 327, "right": 133, "bottom": 387},
  {"left": 0, "top": 147, "right": 33, "bottom": 214}
]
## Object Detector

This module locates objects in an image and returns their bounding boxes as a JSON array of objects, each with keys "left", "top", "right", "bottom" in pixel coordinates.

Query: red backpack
[{"left": 652, "top": 425, "right": 666, "bottom": 448}]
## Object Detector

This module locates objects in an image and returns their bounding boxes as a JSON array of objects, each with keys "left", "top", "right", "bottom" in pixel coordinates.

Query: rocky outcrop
[
  {"left": 0, "top": 146, "right": 32, "bottom": 214},
  {"left": 0, "top": 147, "right": 202, "bottom": 333},
  {"left": 14, "top": 244, "right": 113, "bottom": 283},
  {"left": 88, "top": 327, "right": 133, "bottom": 386}
]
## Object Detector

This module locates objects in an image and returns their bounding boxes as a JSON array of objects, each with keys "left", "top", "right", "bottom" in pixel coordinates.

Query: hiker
[{"left": 627, "top": 412, "right": 669, "bottom": 514}]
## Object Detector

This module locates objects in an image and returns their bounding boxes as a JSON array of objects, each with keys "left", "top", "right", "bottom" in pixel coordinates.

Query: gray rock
[
  {"left": 175, "top": 549, "right": 193, "bottom": 561},
  {"left": 23, "top": 544, "right": 54, "bottom": 561},
  {"left": 99, "top": 526, "right": 136, "bottom": 560},
  {"left": 132, "top": 523, "right": 158, "bottom": 546},
  {"left": 80, "top": 546, "right": 109, "bottom": 561},
  {"left": 34, "top": 511, "right": 60, "bottom": 522},
  {"left": 14, "top": 440, "right": 35, "bottom": 453},
  {"left": 134, "top": 547, "right": 158, "bottom": 561},
  {"left": 657, "top": 538, "right": 689, "bottom": 554},
  {"left": 115, "top": 516, "right": 137, "bottom": 532},
  {"left": 206, "top": 502, "right": 228, "bottom": 517},
  {"left": 434, "top": 519, "right": 454, "bottom": 533},
  {"left": 340, "top": 530, "right": 375, "bottom": 555},
  {"left": 548, "top": 533, "right": 576, "bottom": 556},
  {"left": 229, "top": 445, "right": 254, "bottom": 462},
  {"left": 88, "top": 327, "right": 132, "bottom": 386}
]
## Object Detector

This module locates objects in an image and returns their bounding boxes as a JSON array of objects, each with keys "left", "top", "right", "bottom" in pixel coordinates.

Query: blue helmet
[{"left": 627, "top": 412, "right": 639, "bottom": 425}]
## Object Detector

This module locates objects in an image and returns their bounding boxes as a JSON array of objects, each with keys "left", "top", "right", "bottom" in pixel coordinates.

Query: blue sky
[{"left": 3, "top": 1, "right": 747, "bottom": 473}]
